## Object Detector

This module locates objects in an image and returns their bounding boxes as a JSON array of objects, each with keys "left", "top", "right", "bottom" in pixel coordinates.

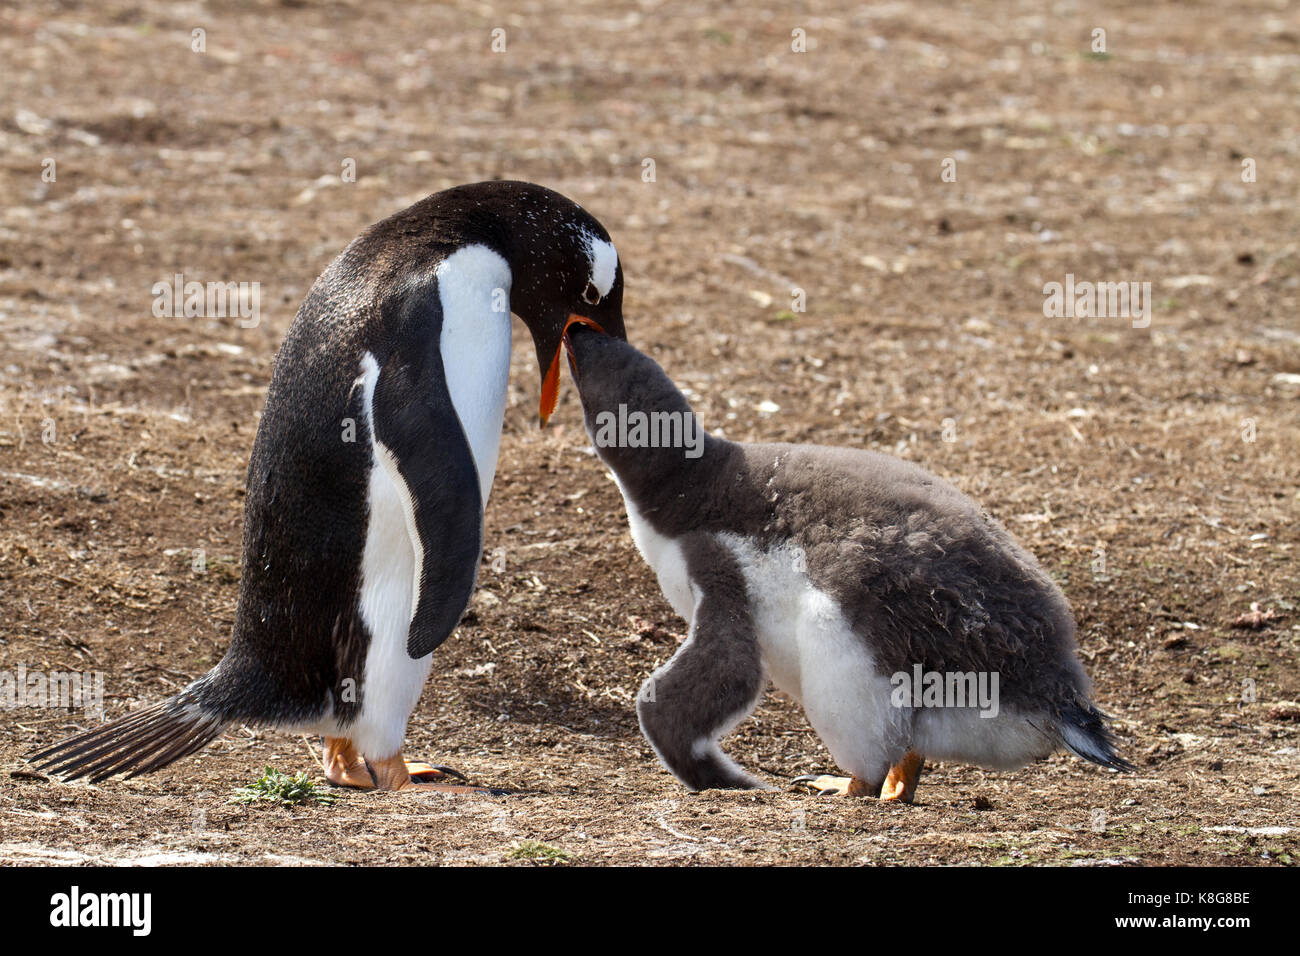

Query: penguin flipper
[
  {"left": 369, "top": 344, "right": 485, "bottom": 661},
  {"left": 636, "top": 537, "right": 768, "bottom": 791}
]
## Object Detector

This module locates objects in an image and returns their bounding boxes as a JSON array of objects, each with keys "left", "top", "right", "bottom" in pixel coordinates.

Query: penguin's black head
[
  {"left": 356, "top": 181, "right": 626, "bottom": 425},
  {"left": 435, "top": 181, "right": 626, "bottom": 425},
  {"left": 506, "top": 196, "right": 625, "bottom": 427}
]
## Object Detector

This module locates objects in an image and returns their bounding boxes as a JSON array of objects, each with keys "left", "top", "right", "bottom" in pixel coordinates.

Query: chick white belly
[
  {"left": 614, "top": 492, "right": 1065, "bottom": 779},
  {"left": 619, "top": 500, "right": 908, "bottom": 784},
  {"left": 617, "top": 480, "right": 695, "bottom": 619},
  {"left": 718, "top": 534, "right": 907, "bottom": 784}
]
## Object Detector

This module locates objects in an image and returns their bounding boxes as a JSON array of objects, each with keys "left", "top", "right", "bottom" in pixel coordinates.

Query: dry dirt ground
[{"left": 1, "top": 0, "right": 1297, "bottom": 867}]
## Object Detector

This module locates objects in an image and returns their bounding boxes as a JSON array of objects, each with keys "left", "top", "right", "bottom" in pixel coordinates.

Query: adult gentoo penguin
[
  {"left": 564, "top": 328, "right": 1133, "bottom": 800},
  {"left": 30, "top": 181, "right": 625, "bottom": 792}
]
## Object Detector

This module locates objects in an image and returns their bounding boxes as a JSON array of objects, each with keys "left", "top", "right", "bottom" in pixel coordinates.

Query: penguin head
[
  {"left": 504, "top": 199, "right": 626, "bottom": 427},
  {"left": 356, "top": 180, "right": 627, "bottom": 425},
  {"left": 425, "top": 180, "right": 627, "bottom": 425}
]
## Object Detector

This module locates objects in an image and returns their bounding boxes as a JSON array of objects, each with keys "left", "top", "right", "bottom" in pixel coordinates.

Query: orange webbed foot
[
  {"left": 880, "top": 751, "right": 924, "bottom": 803},
  {"left": 323, "top": 739, "right": 503, "bottom": 794}
]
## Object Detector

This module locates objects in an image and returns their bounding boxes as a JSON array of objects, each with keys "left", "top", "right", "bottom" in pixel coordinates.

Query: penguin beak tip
[{"left": 538, "top": 315, "right": 605, "bottom": 427}]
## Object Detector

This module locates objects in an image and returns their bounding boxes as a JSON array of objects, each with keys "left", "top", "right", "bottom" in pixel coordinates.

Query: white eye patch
[{"left": 584, "top": 234, "right": 618, "bottom": 299}]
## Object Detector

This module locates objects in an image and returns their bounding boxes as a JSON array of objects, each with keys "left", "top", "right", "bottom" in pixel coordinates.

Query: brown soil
[{"left": 1, "top": 0, "right": 1297, "bottom": 866}]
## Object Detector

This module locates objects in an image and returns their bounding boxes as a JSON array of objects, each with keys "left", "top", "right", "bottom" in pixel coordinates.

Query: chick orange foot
[
  {"left": 792, "top": 774, "right": 875, "bottom": 796},
  {"left": 794, "top": 751, "right": 924, "bottom": 801},
  {"left": 879, "top": 751, "right": 924, "bottom": 803}
]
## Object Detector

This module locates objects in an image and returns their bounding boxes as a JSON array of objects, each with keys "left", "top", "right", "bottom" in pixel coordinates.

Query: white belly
[
  {"left": 616, "top": 478, "right": 695, "bottom": 619},
  {"left": 716, "top": 536, "right": 1051, "bottom": 776},
  {"left": 336, "top": 353, "right": 434, "bottom": 757},
  {"left": 716, "top": 534, "right": 907, "bottom": 783},
  {"left": 353, "top": 440, "right": 434, "bottom": 756}
]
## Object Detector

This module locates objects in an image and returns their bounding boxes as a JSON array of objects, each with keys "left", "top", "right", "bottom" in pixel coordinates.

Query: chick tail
[
  {"left": 1059, "top": 701, "right": 1136, "bottom": 772},
  {"left": 26, "top": 690, "right": 231, "bottom": 784}
]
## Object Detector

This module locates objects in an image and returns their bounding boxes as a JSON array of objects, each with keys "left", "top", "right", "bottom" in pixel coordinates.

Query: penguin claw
[
  {"left": 324, "top": 740, "right": 483, "bottom": 790},
  {"left": 404, "top": 760, "right": 468, "bottom": 784},
  {"left": 791, "top": 774, "right": 873, "bottom": 797},
  {"left": 400, "top": 759, "right": 506, "bottom": 794},
  {"left": 792, "top": 773, "right": 850, "bottom": 795}
]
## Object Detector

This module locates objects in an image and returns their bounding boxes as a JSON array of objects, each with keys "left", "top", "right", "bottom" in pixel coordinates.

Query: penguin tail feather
[
  {"left": 1058, "top": 701, "right": 1136, "bottom": 773},
  {"left": 25, "top": 695, "right": 231, "bottom": 784}
]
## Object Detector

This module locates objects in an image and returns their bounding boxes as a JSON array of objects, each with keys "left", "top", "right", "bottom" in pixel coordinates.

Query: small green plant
[
  {"left": 231, "top": 767, "right": 340, "bottom": 806},
  {"left": 507, "top": 840, "right": 572, "bottom": 865}
]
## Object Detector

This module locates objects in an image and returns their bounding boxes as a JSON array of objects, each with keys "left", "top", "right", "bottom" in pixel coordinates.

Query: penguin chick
[{"left": 565, "top": 327, "right": 1134, "bottom": 800}]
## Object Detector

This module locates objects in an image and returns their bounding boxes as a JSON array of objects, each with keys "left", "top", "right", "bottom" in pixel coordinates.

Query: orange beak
[{"left": 539, "top": 314, "right": 605, "bottom": 426}]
